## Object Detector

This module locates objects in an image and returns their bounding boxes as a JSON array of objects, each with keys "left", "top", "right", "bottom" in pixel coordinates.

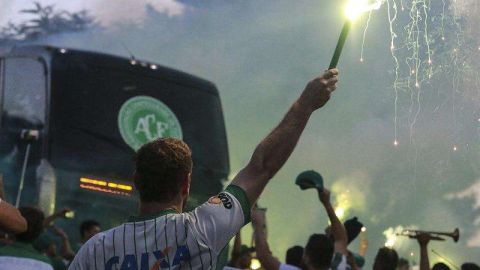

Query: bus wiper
[{"left": 15, "top": 129, "right": 39, "bottom": 207}]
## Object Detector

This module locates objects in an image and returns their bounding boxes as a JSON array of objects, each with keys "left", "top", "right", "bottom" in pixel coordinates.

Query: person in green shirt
[{"left": 0, "top": 206, "right": 54, "bottom": 270}]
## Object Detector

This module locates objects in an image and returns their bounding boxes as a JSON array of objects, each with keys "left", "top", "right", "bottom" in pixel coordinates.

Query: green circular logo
[{"left": 118, "top": 96, "right": 183, "bottom": 151}]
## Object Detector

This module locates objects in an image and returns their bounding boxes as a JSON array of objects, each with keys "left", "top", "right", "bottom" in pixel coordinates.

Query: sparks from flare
[{"left": 356, "top": 0, "right": 478, "bottom": 155}]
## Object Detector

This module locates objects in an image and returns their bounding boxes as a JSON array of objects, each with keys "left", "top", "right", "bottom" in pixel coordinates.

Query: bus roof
[{"left": 4, "top": 45, "right": 219, "bottom": 96}]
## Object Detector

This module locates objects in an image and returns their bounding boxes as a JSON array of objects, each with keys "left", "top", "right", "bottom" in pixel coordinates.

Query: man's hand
[
  {"left": 299, "top": 69, "right": 339, "bottom": 113},
  {"left": 55, "top": 207, "right": 72, "bottom": 218},
  {"left": 318, "top": 188, "right": 331, "bottom": 205},
  {"left": 44, "top": 207, "right": 73, "bottom": 227},
  {"left": 416, "top": 233, "right": 431, "bottom": 247}
]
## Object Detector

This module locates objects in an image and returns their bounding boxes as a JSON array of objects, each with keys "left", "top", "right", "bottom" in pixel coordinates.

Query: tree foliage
[{"left": 0, "top": 2, "right": 95, "bottom": 43}]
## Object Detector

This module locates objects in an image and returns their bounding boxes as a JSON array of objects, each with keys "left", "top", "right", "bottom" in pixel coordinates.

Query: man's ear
[{"left": 180, "top": 171, "right": 191, "bottom": 196}]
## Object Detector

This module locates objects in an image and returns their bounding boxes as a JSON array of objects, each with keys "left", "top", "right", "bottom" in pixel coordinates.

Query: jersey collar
[{"left": 128, "top": 208, "right": 178, "bottom": 222}]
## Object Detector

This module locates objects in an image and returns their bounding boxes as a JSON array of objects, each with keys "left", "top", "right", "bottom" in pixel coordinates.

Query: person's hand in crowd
[
  {"left": 55, "top": 208, "right": 72, "bottom": 219},
  {"left": 299, "top": 69, "right": 339, "bottom": 113},
  {"left": 416, "top": 232, "right": 431, "bottom": 247},
  {"left": 44, "top": 207, "right": 73, "bottom": 227}
]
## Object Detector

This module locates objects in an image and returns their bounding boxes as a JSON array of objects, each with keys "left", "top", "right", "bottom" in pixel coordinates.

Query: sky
[{"left": 2, "top": 0, "right": 479, "bottom": 267}]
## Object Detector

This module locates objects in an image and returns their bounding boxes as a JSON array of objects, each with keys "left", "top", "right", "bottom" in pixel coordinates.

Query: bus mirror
[{"left": 20, "top": 129, "right": 40, "bottom": 141}]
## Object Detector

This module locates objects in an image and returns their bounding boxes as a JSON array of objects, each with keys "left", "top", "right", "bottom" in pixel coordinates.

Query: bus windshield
[{"left": 0, "top": 57, "right": 46, "bottom": 205}]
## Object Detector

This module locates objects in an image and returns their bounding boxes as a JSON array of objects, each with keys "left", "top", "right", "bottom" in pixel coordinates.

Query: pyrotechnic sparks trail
[
  {"left": 359, "top": 10, "right": 372, "bottom": 63},
  {"left": 385, "top": 0, "right": 400, "bottom": 145},
  {"left": 357, "top": 0, "right": 479, "bottom": 152}
]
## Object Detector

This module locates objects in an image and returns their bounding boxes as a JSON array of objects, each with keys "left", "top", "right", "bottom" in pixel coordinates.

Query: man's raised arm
[
  {"left": 252, "top": 208, "right": 281, "bottom": 270},
  {"left": 417, "top": 233, "right": 431, "bottom": 270},
  {"left": 319, "top": 188, "right": 348, "bottom": 255},
  {"left": 0, "top": 200, "right": 27, "bottom": 234},
  {"left": 231, "top": 69, "right": 339, "bottom": 205}
]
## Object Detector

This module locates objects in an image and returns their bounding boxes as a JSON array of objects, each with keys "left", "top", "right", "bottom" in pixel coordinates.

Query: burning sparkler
[{"left": 329, "top": 0, "right": 385, "bottom": 69}]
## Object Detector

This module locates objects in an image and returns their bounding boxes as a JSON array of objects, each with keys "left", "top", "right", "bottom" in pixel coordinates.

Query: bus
[{"left": 0, "top": 45, "right": 230, "bottom": 244}]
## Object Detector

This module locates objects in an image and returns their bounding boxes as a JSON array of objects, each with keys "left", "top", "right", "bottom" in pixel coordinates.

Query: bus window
[
  {"left": 2, "top": 58, "right": 46, "bottom": 126},
  {"left": 0, "top": 58, "right": 46, "bottom": 205}
]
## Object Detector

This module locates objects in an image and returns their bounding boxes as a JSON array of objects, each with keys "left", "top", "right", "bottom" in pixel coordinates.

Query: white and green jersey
[
  {"left": 0, "top": 242, "right": 54, "bottom": 270},
  {"left": 69, "top": 185, "right": 250, "bottom": 270}
]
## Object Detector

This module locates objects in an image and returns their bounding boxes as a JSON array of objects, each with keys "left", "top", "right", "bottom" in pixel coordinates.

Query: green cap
[{"left": 295, "top": 170, "right": 324, "bottom": 191}]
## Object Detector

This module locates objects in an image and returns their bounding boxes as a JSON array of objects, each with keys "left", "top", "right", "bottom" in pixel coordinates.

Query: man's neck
[{"left": 139, "top": 201, "right": 182, "bottom": 216}]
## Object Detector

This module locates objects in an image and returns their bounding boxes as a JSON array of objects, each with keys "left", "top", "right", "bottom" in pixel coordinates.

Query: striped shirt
[{"left": 69, "top": 185, "right": 250, "bottom": 270}]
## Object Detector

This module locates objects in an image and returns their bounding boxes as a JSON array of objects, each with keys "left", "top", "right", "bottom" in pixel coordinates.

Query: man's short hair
[
  {"left": 134, "top": 138, "right": 192, "bottom": 203},
  {"left": 305, "top": 234, "right": 334, "bottom": 269},
  {"left": 16, "top": 207, "right": 44, "bottom": 243},
  {"left": 433, "top": 263, "right": 451, "bottom": 270},
  {"left": 373, "top": 247, "right": 399, "bottom": 270},
  {"left": 286, "top": 245, "right": 303, "bottom": 267},
  {"left": 80, "top": 220, "right": 100, "bottom": 238}
]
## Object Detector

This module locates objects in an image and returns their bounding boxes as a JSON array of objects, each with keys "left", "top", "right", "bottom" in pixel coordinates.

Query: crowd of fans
[
  {"left": 1, "top": 185, "right": 478, "bottom": 270},
  {"left": 0, "top": 193, "right": 101, "bottom": 270},
  {"left": 0, "top": 69, "right": 478, "bottom": 270},
  {"left": 226, "top": 192, "right": 480, "bottom": 270}
]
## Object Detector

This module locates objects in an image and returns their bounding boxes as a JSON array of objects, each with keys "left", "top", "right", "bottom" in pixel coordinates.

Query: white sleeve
[
  {"left": 68, "top": 243, "right": 89, "bottom": 270},
  {"left": 187, "top": 185, "right": 250, "bottom": 254},
  {"left": 279, "top": 264, "right": 302, "bottom": 270}
]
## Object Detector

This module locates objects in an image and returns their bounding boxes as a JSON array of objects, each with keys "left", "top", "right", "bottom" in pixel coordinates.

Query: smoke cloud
[
  {"left": 2, "top": 0, "right": 479, "bottom": 267},
  {"left": 447, "top": 180, "right": 480, "bottom": 247},
  {"left": 0, "top": 0, "right": 187, "bottom": 26}
]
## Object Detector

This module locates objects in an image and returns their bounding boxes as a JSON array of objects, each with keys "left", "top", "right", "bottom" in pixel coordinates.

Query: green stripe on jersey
[
  {"left": 225, "top": 185, "right": 251, "bottom": 224},
  {"left": 0, "top": 242, "right": 53, "bottom": 265}
]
